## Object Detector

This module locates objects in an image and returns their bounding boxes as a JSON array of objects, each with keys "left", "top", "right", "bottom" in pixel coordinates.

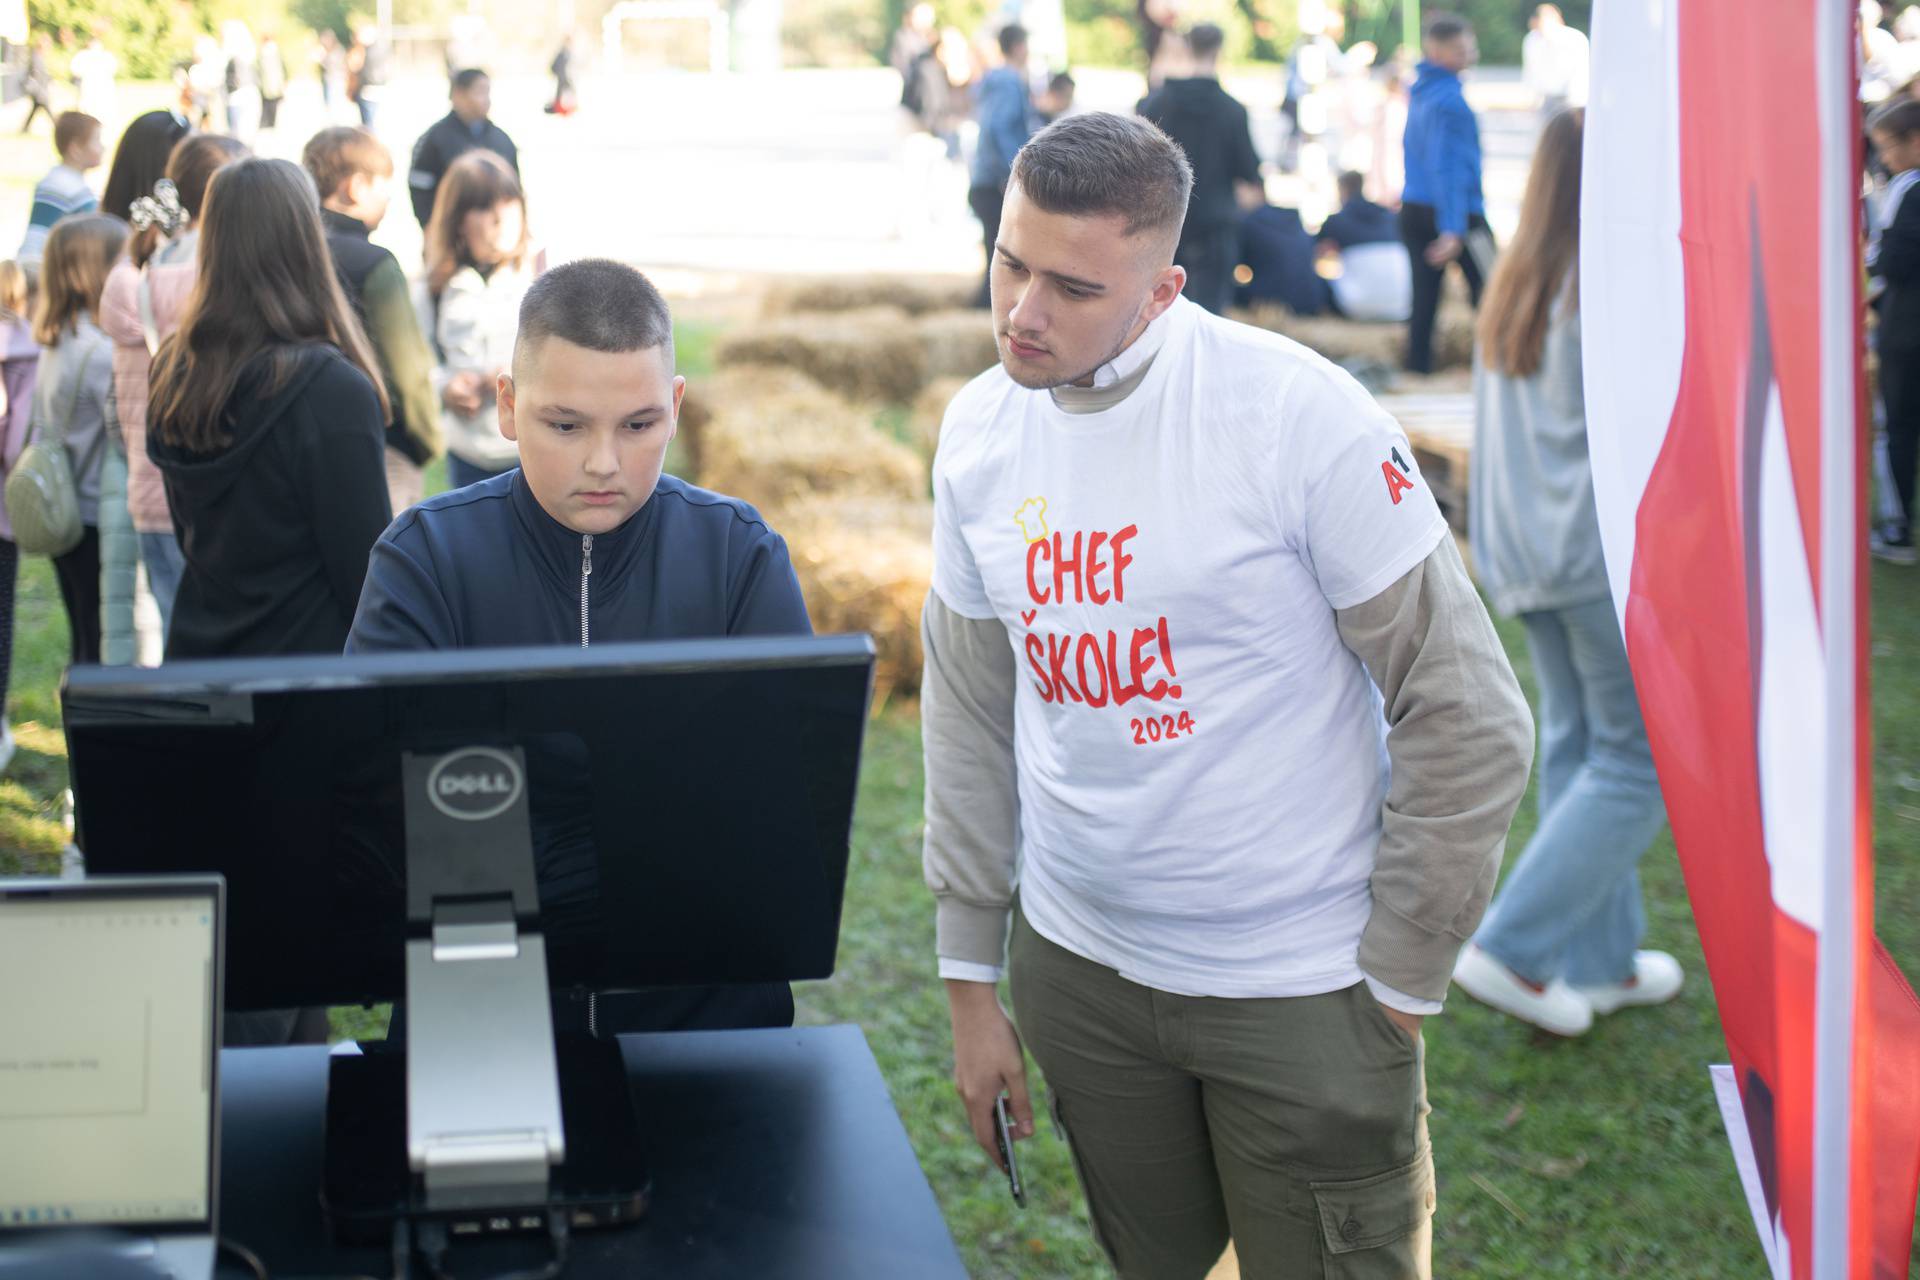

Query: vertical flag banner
[{"left": 1582, "top": 0, "right": 1920, "bottom": 1275}]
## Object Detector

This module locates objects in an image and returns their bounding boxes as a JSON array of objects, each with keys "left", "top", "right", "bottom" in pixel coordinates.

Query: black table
[{"left": 216, "top": 1026, "right": 968, "bottom": 1279}]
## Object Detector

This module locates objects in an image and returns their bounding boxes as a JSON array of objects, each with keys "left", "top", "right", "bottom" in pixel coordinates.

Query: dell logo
[{"left": 426, "top": 748, "right": 524, "bottom": 822}]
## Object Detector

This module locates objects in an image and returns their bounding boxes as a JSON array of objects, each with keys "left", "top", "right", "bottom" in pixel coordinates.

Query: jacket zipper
[
  {"left": 579, "top": 534, "right": 593, "bottom": 648},
  {"left": 580, "top": 533, "right": 595, "bottom": 1036}
]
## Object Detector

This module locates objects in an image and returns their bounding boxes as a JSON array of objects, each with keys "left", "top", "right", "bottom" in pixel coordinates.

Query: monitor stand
[{"left": 320, "top": 746, "right": 650, "bottom": 1244}]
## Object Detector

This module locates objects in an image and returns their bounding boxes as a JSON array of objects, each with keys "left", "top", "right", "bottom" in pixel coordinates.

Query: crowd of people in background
[
  {"left": 0, "top": 45, "right": 539, "bottom": 780},
  {"left": 899, "top": 0, "right": 1920, "bottom": 384},
  {"left": 903, "top": 2, "right": 1527, "bottom": 368}
]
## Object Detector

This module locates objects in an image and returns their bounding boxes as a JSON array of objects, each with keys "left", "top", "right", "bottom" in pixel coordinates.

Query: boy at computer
[{"left": 348, "top": 258, "right": 810, "bottom": 1033}]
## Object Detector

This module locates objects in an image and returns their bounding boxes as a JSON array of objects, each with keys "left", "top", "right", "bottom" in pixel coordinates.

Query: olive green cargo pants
[{"left": 1009, "top": 909, "right": 1436, "bottom": 1279}]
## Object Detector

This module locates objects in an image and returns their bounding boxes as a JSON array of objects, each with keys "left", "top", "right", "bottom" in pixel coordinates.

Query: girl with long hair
[
  {"left": 99, "top": 133, "right": 249, "bottom": 648},
  {"left": 99, "top": 110, "right": 193, "bottom": 224},
  {"left": 146, "top": 157, "right": 391, "bottom": 661},
  {"left": 1451, "top": 109, "right": 1678, "bottom": 1036},
  {"left": 421, "top": 148, "right": 540, "bottom": 487},
  {"left": 28, "top": 213, "right": 126, "bottom": 667}
]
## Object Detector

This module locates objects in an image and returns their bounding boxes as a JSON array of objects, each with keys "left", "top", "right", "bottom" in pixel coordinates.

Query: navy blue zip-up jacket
[
  {"left": 1401, "top": 60, "right": 1484, "bottom": 237},
  {"left": 346, "top": 468, "right": 811, "bottom": 1034},
  {"left": 346, "top": 469, "right": 809, "bottom": 652}
]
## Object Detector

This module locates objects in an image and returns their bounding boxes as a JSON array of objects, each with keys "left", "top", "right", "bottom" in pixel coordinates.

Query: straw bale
[
  {"left": 907, "top": 377, "right": 971, "bottom": 461},
  {"left": 699, "top": 388, "right": 927, "bottom": 517},
  {"left": 779, "top": 496, "right": 935, "bottom": 703},
  {"left": 677, "top": 364, "right": 827, "bottom": 477},
  {"left": 715, "top": 307, "right": 928, "bottom": 404},
  {"left": 915, "top": 309, "right": 1002, "bottom": 382},
  {"left": 761, "top": 276, "right": 976, "bottom": 318},
  {"left": 1235, "top": 301, "right": 1476, "bottom": 371},
  {"left": 1431, "top": 302, "right": 1476, "bottom": 370},
  {"left": 1237, "top": 307, "right": 1401, "bottom": 365}
]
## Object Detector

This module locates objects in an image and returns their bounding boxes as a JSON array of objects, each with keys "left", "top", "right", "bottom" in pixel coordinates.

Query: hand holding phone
[{"left": 993, "top": 1095, "right": 1027, "bottom": 1208}]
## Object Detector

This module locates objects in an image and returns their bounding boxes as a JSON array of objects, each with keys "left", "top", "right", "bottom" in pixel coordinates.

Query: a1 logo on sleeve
[{"left": 1381, "top": 446, "right": 1417, "bottom": 505}]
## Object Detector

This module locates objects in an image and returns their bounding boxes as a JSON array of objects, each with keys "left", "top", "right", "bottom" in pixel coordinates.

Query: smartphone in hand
[{"left": 993, "top": 1095, "right": 1027, "bottom": 1208}]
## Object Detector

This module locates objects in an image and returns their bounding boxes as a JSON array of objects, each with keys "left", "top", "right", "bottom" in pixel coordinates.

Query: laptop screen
[{"left": 0, "top": 883, "right": 219, "bottom": 1232}]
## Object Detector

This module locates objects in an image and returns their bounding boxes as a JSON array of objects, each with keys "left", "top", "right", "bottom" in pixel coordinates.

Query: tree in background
[
  {"left": 32, "top": 0, "right": 309, "bottom": 79},
  {"left": 289, "top": 0, "right": 372, "bottom": 43},
  {"left": 29, "top": 0, "right": 189, "bottom": 78}
]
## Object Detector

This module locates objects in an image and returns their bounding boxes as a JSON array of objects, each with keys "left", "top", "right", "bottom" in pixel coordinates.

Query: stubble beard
[{"left": 997, "top": 294, "right": 1154, "bottom": 392}]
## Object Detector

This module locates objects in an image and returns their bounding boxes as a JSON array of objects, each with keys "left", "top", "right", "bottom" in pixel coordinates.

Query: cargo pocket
[{"left": 1310, "top": 1149, "right": 1435, "bottom": 1279}]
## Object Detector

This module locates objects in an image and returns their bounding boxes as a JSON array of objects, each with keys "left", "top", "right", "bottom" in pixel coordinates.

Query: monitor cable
[{"left": 217, "top": 1236, "right": 269, "bottom": 1280}]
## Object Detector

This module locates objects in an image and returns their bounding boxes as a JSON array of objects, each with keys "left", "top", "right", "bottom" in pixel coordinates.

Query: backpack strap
[{"left": 30, "top": 333, "right": 98, "bottom": 451}]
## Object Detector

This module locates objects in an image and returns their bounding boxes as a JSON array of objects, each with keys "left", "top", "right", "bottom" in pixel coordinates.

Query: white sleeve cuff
[
  {"left": 939, "top": 958, "right": 1005, "bottom": 985},
  {"left": 1366, "top": 975, "right": 1443, "bottom": 1017}
]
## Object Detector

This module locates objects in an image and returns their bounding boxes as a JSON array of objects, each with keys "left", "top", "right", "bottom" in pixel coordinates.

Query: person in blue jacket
[
  {"left": 1400, "top": 12, "right": 1490, "bottom": 373},
  {"left": 347, "top": 257, "right": 812, "bottom": 1036},
  {"left": 968, "top": 24, "right": 1039, "bottom": 306}
]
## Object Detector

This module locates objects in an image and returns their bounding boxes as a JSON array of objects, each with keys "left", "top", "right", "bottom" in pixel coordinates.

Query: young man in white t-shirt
[{"left": 923, "top": 112, "right": 1534, "bottom": 1276}]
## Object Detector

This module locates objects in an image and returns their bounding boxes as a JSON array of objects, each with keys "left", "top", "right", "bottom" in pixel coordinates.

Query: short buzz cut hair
[
  {"left": 1011, "top": 112, "right": 1193, "bottom": 243},
  {"left": 301, "top": 126, "right": 393, "bottom": 201},
  {"left": 998, "top": 23, "right": 1028, "bottom": 57},
  {"left": 1424, "top": 11, "right": 1471, "bottom": 41},
  {"left": 515, "top": 258, "right": 675, "bottom": 372},
  {"left": 1185, "top": 22, "right": 1225, "bottom": 59},
  {"left": 54, "top": 111, "right": 100, "bottom": 157},
  {"left": 451, "top": 67, "right": 489, "bottom": 93}
]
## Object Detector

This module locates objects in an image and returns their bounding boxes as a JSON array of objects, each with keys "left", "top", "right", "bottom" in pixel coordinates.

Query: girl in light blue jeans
[{"left": 1456, "top": 107, "right": 1677, "bottom": 1036}]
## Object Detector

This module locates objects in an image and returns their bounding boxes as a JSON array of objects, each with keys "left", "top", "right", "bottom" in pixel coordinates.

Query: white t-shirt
[{"left": 932, "top": 297, "right": 1448, "bottom": 999}]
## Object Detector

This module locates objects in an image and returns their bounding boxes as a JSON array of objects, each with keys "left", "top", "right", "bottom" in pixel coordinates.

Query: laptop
[{"left": 0, "top": 875, "right": 224, "bottom": 1280}]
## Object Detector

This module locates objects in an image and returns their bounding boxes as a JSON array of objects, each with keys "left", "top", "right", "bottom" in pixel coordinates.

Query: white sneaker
[
  {"left": 1452, "top": 944, "right": 1594, "bottom": 1036},
  {"left": 1571, "top": 951, "right": 1685, "bottom": 1015}
]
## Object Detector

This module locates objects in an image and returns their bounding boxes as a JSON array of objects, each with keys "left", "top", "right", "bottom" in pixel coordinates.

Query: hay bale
[
  {"left": 1238, "top": 306, "right": 1403, "bottom": 366},
  {"left": 1236, "top": 302, "right": 1477, "bottom": 372},
  {"left": 762, "top": 275, "right": 976, "bottom": 318},
  {"left": 715, "top": 307, "right": 928, "bottom": 404},
  {"left": 1431, "top": 301, "right": 1476, "bottom": 371},
  {"left": 780, "top": 496, "right": 934, "bottom": 703},
  {"left": 907, "top": 376, "right": 971, "bottom": 462},
  {"left": 678, "top": 364, "right": 828, "bottom": 478},
  {"left": 700, "top": 388, "right": 928, "bottom": 517},
  {"left": 915, "top": 309, "right": 1001, "bottom": 383}
]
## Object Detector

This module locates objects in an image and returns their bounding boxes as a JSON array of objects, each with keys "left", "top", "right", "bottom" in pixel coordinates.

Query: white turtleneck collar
[{"left": 1048, "top": 298, "right": 1180, "bottom": 415}]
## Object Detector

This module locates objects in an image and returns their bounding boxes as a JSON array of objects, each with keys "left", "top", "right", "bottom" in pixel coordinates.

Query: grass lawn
[{"left": 3, "top": 311, "right": 1915, "bottom": 1274}]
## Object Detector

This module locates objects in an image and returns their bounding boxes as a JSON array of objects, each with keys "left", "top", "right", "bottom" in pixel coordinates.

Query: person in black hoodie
[
  {"left": 148, "top": 156, "right": 393, "bottom": 663},
  {"left": 347, "top": 258, "right": 810, "bottom": 1035},
  {"left": 1137, "top": 23, "right": 1264, "bottom": 314},
  {"left": 303, "top": 125, "right": 442, "bottom": 515}
]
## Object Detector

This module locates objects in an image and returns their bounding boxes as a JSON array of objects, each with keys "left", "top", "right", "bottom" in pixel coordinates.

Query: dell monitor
[{"left": 61, "top": 636, "right": 873, "bottom": 1234}]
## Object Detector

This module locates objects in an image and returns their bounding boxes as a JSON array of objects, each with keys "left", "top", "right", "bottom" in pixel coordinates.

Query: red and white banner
[{"left": 1582, "top": 0, "right": 1920, "bottom": 1274}]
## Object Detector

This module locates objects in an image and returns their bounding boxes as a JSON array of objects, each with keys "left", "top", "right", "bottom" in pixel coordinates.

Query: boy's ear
[
  {"left": 496, "top": 373, "right": 518, "bottom": 442},
  {"left": 671, "top": 375, "right": 686, "bottom": 422}
]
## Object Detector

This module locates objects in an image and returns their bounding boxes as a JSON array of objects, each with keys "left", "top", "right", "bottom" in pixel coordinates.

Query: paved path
[{"left": 0, "top": 63, "right": 1541, "bottom": 303}]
